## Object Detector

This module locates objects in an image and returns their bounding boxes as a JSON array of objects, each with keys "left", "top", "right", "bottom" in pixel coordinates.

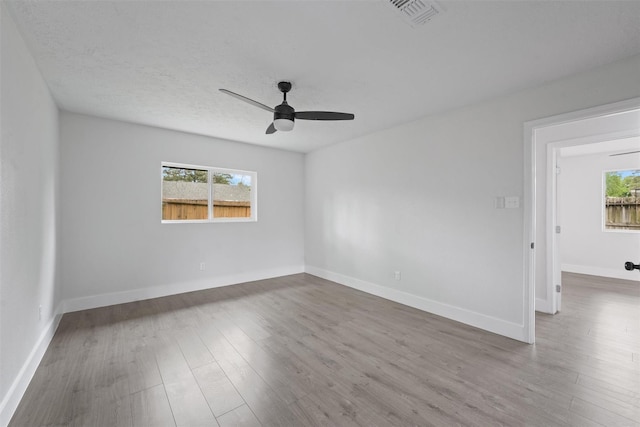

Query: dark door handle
[{"left": 624, "top": 262, "right": 640, "bottom": 271}]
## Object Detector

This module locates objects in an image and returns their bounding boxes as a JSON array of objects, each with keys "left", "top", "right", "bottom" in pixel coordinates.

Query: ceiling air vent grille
[{"left": 387, "top": 0, "right": 443, "bottom": 27}]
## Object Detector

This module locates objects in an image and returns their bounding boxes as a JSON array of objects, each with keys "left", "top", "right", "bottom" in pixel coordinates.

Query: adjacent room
[{"left": 1, "top": 1, "right": 639, "bottom": 426}]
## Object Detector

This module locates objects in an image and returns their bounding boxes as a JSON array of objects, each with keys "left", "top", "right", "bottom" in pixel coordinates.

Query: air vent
[{"left": 386, "top": 0, "right": 444, "bottom": 27}]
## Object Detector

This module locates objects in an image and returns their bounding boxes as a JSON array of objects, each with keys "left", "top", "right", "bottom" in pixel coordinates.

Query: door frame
[
  {"left": 523, "top": 97, "right": 640, "bottom": 343},
  {"left": 548, "top": 143, "right": 562, "bottom": 313}
]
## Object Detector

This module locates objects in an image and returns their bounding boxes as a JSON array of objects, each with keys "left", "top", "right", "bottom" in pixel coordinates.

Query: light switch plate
[{"left": 495, "top": 197, "right": 505, "bottom": 209}]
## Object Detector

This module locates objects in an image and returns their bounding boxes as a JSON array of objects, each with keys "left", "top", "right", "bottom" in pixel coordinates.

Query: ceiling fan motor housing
[{"left": 274, "top": 103, "right": 295, "bottom": 122}]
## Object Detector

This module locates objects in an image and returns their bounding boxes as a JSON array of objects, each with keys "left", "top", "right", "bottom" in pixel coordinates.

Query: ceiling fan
[{"left": 219, "top": 81, "right": 355, "bottom": 134}]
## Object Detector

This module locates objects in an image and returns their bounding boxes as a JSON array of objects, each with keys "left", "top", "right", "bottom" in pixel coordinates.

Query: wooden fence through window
[
  {"left": 605, "top": 197, "right": 640, "bottom": 230},
  {"left": 162, "top": 199, "right": 250, "bottom": 220}
]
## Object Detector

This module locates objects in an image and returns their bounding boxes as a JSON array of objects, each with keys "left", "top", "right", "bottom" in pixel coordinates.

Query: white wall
[
  {"left": 60, "top": 113, "right": 305, "bottom": 310},
  {"left": 559, "top": 152, "right": 640, "bottom": 280},
  {"left": 305, "top": 54, "right": 640, "bottom": 342},
  {"left": 0, "top": 5, "right": 61, "bottom": 424}
]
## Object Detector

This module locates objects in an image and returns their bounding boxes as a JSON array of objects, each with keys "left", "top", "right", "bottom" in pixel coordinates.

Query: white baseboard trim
[
  {"left": 535, "top": 297, "right": 554, "bottom": 314},
  {"left": 562, "top": 264, "right": 640, "bottom": 282},
  {"left": 0, "top": 302, "right": 64, "bottom": 427},
  {"left": 305, "top": 265, "right": 527, "bottom": 343},
  {"left": 63, "top": 265, "right": 305, "bottom": 313}
]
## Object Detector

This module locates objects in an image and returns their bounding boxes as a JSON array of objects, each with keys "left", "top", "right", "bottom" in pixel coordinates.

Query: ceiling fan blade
[
  {"left": 266, "top": 122, "right": 277, "bottom": 134},
  {"left": 219, "top": 89, "right": 274, "bottom": 113},
  {"left": 610, "top": 150, "right": 640, "bottom": 156},
  {"left": 295, "top": 111, "right": 355, "bottom": 121}
]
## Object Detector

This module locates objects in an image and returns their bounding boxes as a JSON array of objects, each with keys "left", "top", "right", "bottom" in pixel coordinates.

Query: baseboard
[
  {"left": 0, "top": 302, "right": 64, "bottom": 427},
  {"left": 63, "top": 265, "right": 305, "bottom": 313},
  {"left": 305, "top": 265, "right": 527, "bottom": 343},
  {"left": 535, "top": 297, "right": 554, "bottom": 314},
  {"left": 562, "top": 264, "right": 640, "bottom": 282}
]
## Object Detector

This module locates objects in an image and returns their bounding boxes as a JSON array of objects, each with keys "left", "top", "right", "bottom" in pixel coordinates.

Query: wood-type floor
[{"left": 9, "top": 272, "right": 640, "bottom": 426}]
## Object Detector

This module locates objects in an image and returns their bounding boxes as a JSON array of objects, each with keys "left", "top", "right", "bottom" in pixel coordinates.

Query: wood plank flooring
[{"left": 9, "top": 272, "right": 640, "bottom": 426}]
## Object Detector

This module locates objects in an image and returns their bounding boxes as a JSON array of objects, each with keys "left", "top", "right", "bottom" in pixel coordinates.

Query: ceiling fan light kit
[
  {"left": 219, "top": 81, "right": 354, "bottom": 134},
  {"left": 274, "top": 118, "right": 294, "bottom": 132}
]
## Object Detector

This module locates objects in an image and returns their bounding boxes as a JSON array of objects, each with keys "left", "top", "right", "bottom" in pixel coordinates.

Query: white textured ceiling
[{"left": 6, "top": 0, "right": 640, "bottom": 152}]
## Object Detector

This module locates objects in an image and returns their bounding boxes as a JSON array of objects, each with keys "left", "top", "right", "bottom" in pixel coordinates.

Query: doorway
[{"left": 524, "top": 97, "right": 640, "bottom": 343}]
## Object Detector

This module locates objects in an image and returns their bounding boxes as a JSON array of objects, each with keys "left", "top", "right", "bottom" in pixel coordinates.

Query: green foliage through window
[
  {"left": 605, "top": 170, "right": 640, "bottom": 197},
  {"left": 162, "top": 167, "right": 208, "bottom": 183},
  {"left": 162, "top": 167, "right": 236, "bottom": 185}
]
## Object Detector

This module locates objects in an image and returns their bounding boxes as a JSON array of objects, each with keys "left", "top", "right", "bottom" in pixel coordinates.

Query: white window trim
[{"left": 161, "top": 161, "right": 257, "bottom": 223}]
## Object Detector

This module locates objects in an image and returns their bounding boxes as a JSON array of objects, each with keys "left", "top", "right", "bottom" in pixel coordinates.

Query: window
[
  {"left": 162, "top": 162, "right": 256, "bottom": 223},
  {"left": 604, "top": 169, "right": 639, "bottom": 231}
]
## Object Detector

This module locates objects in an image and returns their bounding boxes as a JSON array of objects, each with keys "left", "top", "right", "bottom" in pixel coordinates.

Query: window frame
[
  {"left": 602, "top": 168, "right": 639, "bottom": 234},
  {"left": 161, "top": 161, "right": 257, "bottom": 224}
]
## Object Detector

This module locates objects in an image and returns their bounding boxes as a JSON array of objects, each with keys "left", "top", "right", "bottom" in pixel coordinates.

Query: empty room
[{"left": 1, "top": 1, "right": 639, "bottom": 426}]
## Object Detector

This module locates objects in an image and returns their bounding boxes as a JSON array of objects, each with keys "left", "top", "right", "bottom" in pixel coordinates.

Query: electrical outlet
[
  {"left": 505, "top": 196, "right": 520, "bottom": 209},
  {"left": 199, "top": 262, "right": 206, "bottom": 271},
  {"left": 394, "top": 271, "right": 401, "bottom": 281}
]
